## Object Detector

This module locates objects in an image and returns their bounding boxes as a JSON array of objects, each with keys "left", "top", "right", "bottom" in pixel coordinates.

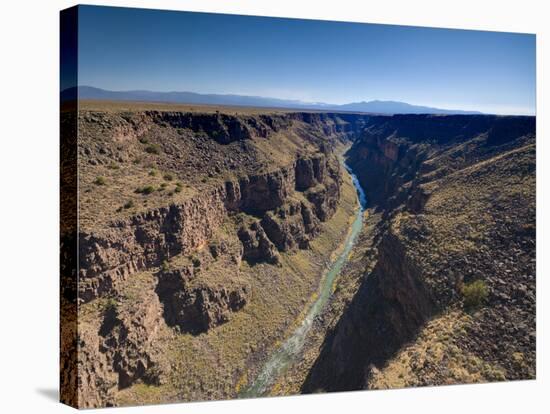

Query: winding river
[{"left": 239, "top": 162, "right": 367, "bottom": 398}]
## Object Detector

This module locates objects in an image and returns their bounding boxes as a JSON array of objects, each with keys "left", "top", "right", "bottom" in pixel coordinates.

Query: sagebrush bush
[
  {"left": 462, "top": 279, "right": 488, "bottom": 309},
  {"left": 145, "top": 144, "right": 161, "bottom": 154},
  {"left": 104, "top": 297, "right": 118, "bottom": 313},
  {"left": 136, "top": 185, "right": 155, "bottom": 195},
  {"left": 94, "top": 176, "right": 106, "bottom": 186}
]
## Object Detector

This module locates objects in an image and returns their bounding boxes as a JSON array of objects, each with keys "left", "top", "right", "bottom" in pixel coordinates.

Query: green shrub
[
  {"left": 163, "top": 172, "right": 174, "bottom": 181},
  {"left": 462, "top": 279, "right": 488, "bottom": 310},
  {"left": 139, "top": 137, "right": 149, "bottom": 144},
  {"left": 107, "top": 162, "right": 120, "bottom": 170},
  {"left": 190, "top": 255, "right": 201, "bottom": 268},
  {"left": 123, "top": 200, "right": 134, "bottom": 209},
  {"left": 148, "top": 169, "right": 157, "bottom": 177},
  {"left": 104, "top": 297, "right": 118, "bottom": 313},
  {"left": 161, "top": 260, "right": 169, "bottom": 272},
  {"left": 94, "top": 176, "right": 106, "bottom": 186},
  {"left": 145, "top": 144, "right": 161, "bottom": 154},
  {"left": 135, "top": 185, "right": 155, "bottom": 195}
]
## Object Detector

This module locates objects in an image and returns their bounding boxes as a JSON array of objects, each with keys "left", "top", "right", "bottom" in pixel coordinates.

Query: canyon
[
  {"left": 301, "top": 114, "right": 535, "bottom": 392},
  {"left": 61, "top": 102, "right": 535, "bottom": 407}
]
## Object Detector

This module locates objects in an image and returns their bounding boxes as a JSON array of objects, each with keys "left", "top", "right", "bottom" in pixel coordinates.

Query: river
[{"left": 239, "top": 162, "right": 367, "bottom": 398}]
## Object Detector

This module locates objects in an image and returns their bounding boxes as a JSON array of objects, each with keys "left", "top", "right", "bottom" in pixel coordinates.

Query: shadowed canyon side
[
  {"left": 302, "top": 114, "right": 536, "bottom": 392},
  {"left": 60, "top": 104, "right": 536, "bottom": 407}
]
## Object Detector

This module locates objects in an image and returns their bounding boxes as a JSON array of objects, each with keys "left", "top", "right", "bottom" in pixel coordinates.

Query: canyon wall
[
  {"left": 63, "top": 108, "right": 365, "bottom": 407},
  {"left": 303, "top": 114, "right": 536, "bottom": 392},
  {"left": 78, "top": 151, "right": 342, "bottom": 303},
  {"left": 63, "top": 109, "right": 536, "bottom": 406}
]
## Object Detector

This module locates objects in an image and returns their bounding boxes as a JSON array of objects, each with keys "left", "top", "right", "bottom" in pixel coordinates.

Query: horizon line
[{"left": 63, "top": 84, "right": 536, "bottom": 116}]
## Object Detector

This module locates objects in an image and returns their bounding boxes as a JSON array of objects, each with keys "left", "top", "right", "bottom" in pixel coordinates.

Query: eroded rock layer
[{"left": 78, "top": 151, "right": 342, "bottom": 303}]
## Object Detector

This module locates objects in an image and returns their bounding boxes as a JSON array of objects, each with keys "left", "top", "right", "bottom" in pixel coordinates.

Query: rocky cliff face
[
  {"left": 67, "top": 107, "right": 363, "bottom": 407},
  {"left": 156, "top": 235, "right": 248, "bottom": 334},
  {"left": 303, "top": 230, "right": 436, "bottom": 391},
  {"left": 78, "top": 189, "right": 228, "bottom": 302},
  {"left": 346, "top": 114, "right": 535, "bottom": 208},
  {"left": 76, "top": 271, "right": 169, "bottom": 408},
  {"left": 157, "top": 271, "right": 248, "bottom": 335},
  {"left": 303, "top": 114, "right": 536, "bottom": 392},
  {"left": 78, "top": 152, "right": 341, "bottom": 303},
  {"left": 84, "top": 109, "right": 368, "bottom": 148}
]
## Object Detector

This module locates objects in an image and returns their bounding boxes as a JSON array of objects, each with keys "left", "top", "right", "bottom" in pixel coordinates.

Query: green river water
[{"left": 239, "top": 163, "right": 367, "bottom": 398}]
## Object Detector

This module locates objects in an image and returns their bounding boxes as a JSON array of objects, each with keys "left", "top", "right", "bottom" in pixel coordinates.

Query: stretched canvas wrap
[{"left": 60, "top": 4, "right": 536, "bottom": 409}]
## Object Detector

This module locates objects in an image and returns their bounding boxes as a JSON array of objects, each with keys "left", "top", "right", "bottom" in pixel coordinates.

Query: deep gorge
[{"left": 61, "top": 107, "right": 536, "bottom": 407}]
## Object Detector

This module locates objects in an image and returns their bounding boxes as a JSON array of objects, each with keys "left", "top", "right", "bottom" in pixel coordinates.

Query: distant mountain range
[{"left": 62, "top": 86, "right": 483, "bottom": 115}]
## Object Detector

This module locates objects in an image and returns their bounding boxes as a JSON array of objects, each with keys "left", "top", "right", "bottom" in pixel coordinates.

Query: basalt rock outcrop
[
  {"left": 83, "top": 110, "right": 369, "bottom": 148},
  {"left": 78, "top": 151, "right": 343, "bottom": 303},
  {"left": 77, "top": 274, "right": 168, "bottom": 408},
  {"left": 156, "top": 234, "right": 249, "bottom": 334},
  {"left": 238, "top": 221, "right": 281, "bottom": 264},
  {"left": 156, "top": 265, "right": 248, "bottom": 334},
  {"left": 261, "top": 200, "right": 319, "bottom": 251},
  {"left": 78, "top": 190, "right": 228, "bottom": 303},
  {"left": 295, "top": 154, "right": 326, "bottom": 190}
]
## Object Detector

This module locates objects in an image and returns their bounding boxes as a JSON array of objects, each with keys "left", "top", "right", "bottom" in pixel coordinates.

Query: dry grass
[{"left": 367, "top": 311, "right": 507, "bottom": 389}]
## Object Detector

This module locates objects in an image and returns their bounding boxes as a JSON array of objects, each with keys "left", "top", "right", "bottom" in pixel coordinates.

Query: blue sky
[{"left": 76, "top": 5, "right": 536, "bottom": 115}]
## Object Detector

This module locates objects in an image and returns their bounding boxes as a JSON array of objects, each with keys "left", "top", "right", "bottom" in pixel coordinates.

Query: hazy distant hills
[
  {"left": 335, "top": 100, "right": 481, "bottom": 114},
  {"left": 62, "top": 86, "right": 482, "bottom": 115}
]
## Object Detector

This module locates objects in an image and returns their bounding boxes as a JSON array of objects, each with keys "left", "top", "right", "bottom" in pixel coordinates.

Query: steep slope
[
  {"left": 303, "top": 114, "right": 536, "bottom": 392},
  {"left": 61, "top": 102, "right": 368, "bottom": 407}
]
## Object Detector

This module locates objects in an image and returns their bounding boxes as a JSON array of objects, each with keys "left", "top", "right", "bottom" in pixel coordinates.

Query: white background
[{"left": 0, "top": 0, "right": 547, "bottom": 412}]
